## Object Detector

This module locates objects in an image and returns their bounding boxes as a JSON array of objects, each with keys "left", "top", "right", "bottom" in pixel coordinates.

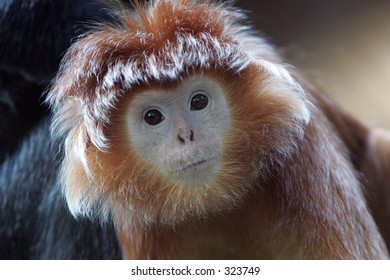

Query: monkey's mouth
[{"left": 176, "top": 156, "right": 217, "bottom": 173}]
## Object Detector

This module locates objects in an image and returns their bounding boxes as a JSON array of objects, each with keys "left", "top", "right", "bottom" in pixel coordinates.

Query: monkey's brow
[{"left": 138, "top": 87, "right": 192, "bottom": 105}]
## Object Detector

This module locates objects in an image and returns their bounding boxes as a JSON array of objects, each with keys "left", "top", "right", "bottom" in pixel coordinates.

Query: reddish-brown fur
[
  {"left": 362, "top": 129, "right": 390, "bottom": 246},
  {"left": 297, "top": 73, "right": 390, "bottom": 248},
  {"left": 48, "top": 0, "right": 390, "bottom": 259}
]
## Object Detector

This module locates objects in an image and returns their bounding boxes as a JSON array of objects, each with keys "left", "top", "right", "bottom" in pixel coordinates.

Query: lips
[{"left": 176, "top": 156, "right": 217, "bottom": 173}]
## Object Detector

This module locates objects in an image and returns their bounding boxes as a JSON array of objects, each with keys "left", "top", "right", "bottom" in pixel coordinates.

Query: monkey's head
[{"left": 48, "top": 0, "right": 311, "bottom": 227}]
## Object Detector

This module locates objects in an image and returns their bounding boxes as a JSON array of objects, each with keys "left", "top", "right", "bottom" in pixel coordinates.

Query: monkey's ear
[
  {"left": 254, "top": 61, "right": 313, "bottom": 127},
  {"left": 220, "top": 9, "right": 313, "bottom": 128},
  {"left": 46, "top": 32, "right": 114, "bottom": 154}
]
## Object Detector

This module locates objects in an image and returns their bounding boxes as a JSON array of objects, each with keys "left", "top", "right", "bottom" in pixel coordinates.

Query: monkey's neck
[{"left": 114, "top": 192, "right": 275, "bottom": 259}]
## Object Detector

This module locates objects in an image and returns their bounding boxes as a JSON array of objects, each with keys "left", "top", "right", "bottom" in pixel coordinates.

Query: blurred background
[
  {"left": 238, "top": 0, "right": 390, "bottom": 129},
  {"left": 1, "top": 0, "right": 390, "bottom": 162}
]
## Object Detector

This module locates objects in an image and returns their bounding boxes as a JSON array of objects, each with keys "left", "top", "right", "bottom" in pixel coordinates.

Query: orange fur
[{"left": 47, "top": 0, "right": 389, "bottom": 259}]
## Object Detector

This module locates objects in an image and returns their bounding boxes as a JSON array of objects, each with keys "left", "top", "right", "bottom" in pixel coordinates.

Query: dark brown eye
[
  {"left": 144, "top": 109, "right": 164, "bottom": 126},
  {"left": 190, "top": 93, "right": 209, "bottom": 111}
]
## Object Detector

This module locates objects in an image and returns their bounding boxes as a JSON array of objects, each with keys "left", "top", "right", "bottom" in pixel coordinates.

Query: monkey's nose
[{"left": 177, "top": 129, "right": 194, "bottom": 144}]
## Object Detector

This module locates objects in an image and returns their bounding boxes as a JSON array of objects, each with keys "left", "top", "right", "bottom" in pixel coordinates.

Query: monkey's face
[{"left": 125, "top": 75, "right": 230, "bottom": 187}]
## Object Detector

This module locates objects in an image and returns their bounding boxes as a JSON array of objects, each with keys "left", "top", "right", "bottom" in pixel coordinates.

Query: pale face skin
[{"left": 126, "top": 76, "right": 231, "bottom": 187}]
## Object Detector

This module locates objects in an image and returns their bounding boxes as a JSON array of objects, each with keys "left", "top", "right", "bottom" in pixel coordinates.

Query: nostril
[
  {"left": 178, "top": 134, "right": 185, "bottom": 144},
  {"left": 190, "top": 130, "right": 194, "bottom": 141}
]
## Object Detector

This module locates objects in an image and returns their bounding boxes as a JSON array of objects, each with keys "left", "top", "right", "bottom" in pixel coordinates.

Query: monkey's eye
[
  {"left": 190, "top": 93, "right": 209, "bottom": 111},
  {"left": 144, "top": 109, "right": 165, "bottom": 126}
]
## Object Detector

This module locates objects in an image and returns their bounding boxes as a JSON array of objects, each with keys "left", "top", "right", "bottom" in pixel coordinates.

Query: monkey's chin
[{"left": 173, "top": 156, "right": 219, "bottom": 187}]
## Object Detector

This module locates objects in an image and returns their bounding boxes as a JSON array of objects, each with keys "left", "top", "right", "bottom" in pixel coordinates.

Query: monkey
[
  {"left": 43, "top": 0, "right": 389, "bottom": 259},
  {"left": 0, "top": 0, "right": 389, "bottom": 259}
]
